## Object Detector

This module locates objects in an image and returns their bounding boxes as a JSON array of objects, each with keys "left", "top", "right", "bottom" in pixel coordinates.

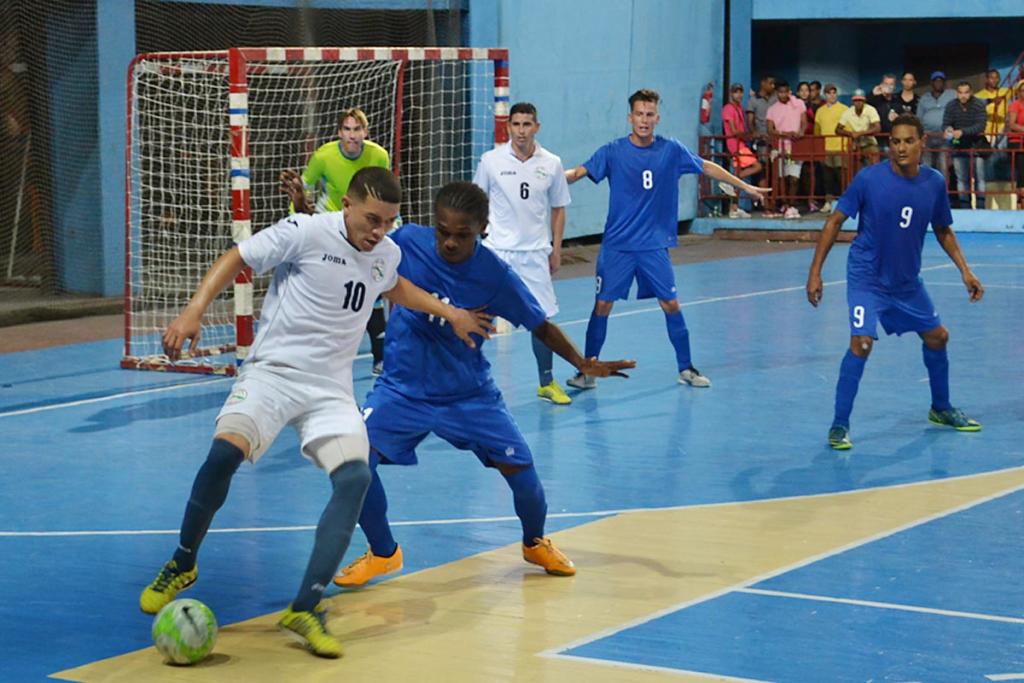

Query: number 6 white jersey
[
  {"left": 473, "top": 142, "right": 571, "bottom": 252},
  {"left": 238, "top": 211, "right": 401, "bottom": 392}
]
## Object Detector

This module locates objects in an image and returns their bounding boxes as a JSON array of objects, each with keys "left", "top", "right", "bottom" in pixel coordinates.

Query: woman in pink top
[{"left": 722, "top": 83, "right": 763, "bottom": 217}]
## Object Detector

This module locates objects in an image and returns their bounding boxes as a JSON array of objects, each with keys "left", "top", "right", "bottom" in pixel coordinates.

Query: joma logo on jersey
[
  {"left": 322, "top": 253, "right": 346, "bottom": 265},
  {"left": 499, "top": 170, "right": 517, "bottom": 176}
]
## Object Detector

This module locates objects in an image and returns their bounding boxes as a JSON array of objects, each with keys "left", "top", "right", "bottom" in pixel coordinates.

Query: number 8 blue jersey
[
  {"left": 584, "top": 136, "right": 704, "bottom": 251},
  {"left": 836, "top": 163, "right": 952, "bottom": 293}
]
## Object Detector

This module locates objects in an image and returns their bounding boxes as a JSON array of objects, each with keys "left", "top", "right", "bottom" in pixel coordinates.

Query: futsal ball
[{"left": 151, "top": 598, "right": 217, "bottom": 665}]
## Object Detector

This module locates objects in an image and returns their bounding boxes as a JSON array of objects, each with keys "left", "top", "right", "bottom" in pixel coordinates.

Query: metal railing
[{"left": 699, "top": 132, "right": 1024, "bottom": 217}]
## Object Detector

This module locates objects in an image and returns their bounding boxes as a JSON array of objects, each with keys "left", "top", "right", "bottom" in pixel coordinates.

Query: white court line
[
  {"left": 987, "top": 674, "right": 1024, "bottom": 681},
  {"left": 0, "top": 377, "right": 232, "bottom": 419},
  {"left": 3, "top": 462, "right": 1021, "bottom": 542},
  {"left": 539, "top": 469, "right": 1024, "bottom": 658},
  {"left": 548, "top": 654, "right": 771, "bottom": 682},
  {"left": 737, "top": 587, "right": 1024, "bottom": 625},
  {"left": 0, "top": 352, "right": 372, "bottom": 419},
  {"left": 926, "top": 281, "right": 1024, "bottom": 290},
  {"left": 551, "top": 263, "right": 953, "bottom": 329}
]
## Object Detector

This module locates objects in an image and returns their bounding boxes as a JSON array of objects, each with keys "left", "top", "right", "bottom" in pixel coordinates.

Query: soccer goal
[{"left": 122, "top": 46, "right": 509, "bottom": 375}]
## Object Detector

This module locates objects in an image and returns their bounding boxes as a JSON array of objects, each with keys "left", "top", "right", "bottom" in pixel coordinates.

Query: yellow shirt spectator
[
  {"left": 814, "top": 101, "right": 848, "bottom": 152},
  {"left": 975, "top": 85, "right": 1011, "bottom": 139}
]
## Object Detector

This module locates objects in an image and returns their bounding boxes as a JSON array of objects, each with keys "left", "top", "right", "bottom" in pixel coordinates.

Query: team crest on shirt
[
  {"left": 226, "top": 388, "right": 247, "bottom": 405},
  {"left": 371, "top": 258, "right": 386, "bottom": 282},
  {"left": 533, "top": 167, "right": 549, "bottom": 180},
  {"left": 505, "top": 446, "right": 516, "bottom": 456}
]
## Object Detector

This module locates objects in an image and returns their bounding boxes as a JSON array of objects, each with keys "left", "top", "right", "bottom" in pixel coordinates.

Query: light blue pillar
[{"left": 730, "top": 0, "right": 753, "bottom": 92}]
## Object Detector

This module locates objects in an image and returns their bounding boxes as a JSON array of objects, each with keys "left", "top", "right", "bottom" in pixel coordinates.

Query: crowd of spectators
[{"left": 718, "top": 69, "right": 1024, "bottom": 218}]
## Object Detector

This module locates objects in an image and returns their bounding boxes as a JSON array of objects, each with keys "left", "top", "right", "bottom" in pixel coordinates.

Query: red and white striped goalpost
[{"left": 122, "top": 46, "right": 509, "bottom": 375}]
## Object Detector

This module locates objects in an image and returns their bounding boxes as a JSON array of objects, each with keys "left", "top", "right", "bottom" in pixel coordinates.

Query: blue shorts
[
  {"left": 848, "top": 286, "right": 942, "bottom": 338},
  {"left": 596, "top": 247, "right": 678, "bottom": 302},
  {"left": 363, "top": 383, "right": 533, "bottom": 468}
]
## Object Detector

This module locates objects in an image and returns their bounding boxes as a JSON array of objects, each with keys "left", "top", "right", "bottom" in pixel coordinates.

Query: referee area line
[
  {"left": 2, "top": 462, "right": 1019, "bottom": 538},
  {"left": 0, "top": 263, "right": 955, "bottom": 420}
]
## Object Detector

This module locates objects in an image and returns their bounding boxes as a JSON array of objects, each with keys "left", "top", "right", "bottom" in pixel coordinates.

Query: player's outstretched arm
[
  {"left": 933, "top": 225, "right": 984, "bottom": 302},
  {"left": 163, "top": 247, "right": 247, "bottom": 359},
  {"left": 384, "top": 275, "right": 495, "bottom": 348},
  {"left": 702, "top": 160, "right": 771, "bottom": 203},
  {"left": 564, "top": 165, "right": 589, "bottom": 185},
  {"left": 532, "top": 320, "right": 636, "bottom": 378},
  {"left": 806, "top": 210, "right": 848, "bottom": 307},
  {"left": 280, "top": 169, "right": 315, "bottom": 215}
]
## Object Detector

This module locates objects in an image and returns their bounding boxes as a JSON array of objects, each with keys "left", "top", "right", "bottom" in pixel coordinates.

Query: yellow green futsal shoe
[
  {"left": 278, "top": 605, "right": 343, "bottom": 658},
  {"left": 140, "top": 560, "right": 197, "bottom": 614},
  {"left": 928, "top": 407, "right": 981, "bottom": 432},
  {"left": 537, "top": 380, "right": 572, "bottom": 405},
  {"left": 828, "top": 425, "right": 853, "bottom": 450}
]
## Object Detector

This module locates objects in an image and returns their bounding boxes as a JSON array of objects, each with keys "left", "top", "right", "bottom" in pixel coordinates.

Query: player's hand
[
  {"left": 549, "top": 248, "right": 561, "bottom": 275},
  {"left": 741, "top": 183, "right": 771, "bottom": 203},
  {"left": 577, "top": 356, "right": 636, "bottom": 378},
  {"left": 963, "top": 270, "right": 984, "bottom": 302},
  {"left": 279, "top": 169, "right": 313, "bottom": 215},
  {"left": 806, "top": 272, "right": 824, "bottom": 307},
  {"left": 447, "top": 307, "right": 496, "bottom": 349},
  {"left": 162, "top": 307, "right": 203, "bottom": 360}
]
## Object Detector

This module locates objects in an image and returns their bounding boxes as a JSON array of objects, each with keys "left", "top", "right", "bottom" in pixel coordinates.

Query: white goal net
[{"left": 122, "top": 47, "right": 508, "bottom": 374}]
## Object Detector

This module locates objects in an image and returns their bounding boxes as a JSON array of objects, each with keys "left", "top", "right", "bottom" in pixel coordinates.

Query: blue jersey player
[
  {"left": 327, "top": 182, "right": 635, "bottom": 586},
  {"left": 807, "top": 114, "right": 984, "bottom": 450},
  {"left": 564, "top": 88, "right": 769, "bottom": 389}
]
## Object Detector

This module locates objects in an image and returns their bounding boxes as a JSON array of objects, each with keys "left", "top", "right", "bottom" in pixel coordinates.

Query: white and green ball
[{"left": 151, "top": 598, "right": 217, "bottom": 665}]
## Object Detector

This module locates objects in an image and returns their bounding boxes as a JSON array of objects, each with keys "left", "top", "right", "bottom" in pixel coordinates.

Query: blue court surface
[{"left": 2, "top": 233, "right": 1022, "bottom": 681}]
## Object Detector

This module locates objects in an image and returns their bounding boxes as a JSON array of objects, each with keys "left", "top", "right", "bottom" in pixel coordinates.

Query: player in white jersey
[
  {"left": 473, "top": 102, "right": 574, "bottom": 404},
  {"left": 139, "top": 168, "right": 491, "bottom": 658}
]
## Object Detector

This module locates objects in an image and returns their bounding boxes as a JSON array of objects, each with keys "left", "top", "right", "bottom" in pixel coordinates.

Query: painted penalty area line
[{"left": 0, "top": 265, "right": 955, "bottom": 419}]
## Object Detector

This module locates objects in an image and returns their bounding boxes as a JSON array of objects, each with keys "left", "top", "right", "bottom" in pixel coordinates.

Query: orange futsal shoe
[
  {"left": 522, "top": 537, "right": 576, "bottom": 576},
  {"left": 333, "top": 546, "right": 404, "bottom": 587}
]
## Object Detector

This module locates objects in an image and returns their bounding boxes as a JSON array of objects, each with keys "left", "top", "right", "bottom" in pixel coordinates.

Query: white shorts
[
  {"left": 781, "top": 159, "right": 803, "bottom": 178},
  {"left": 488, "top": 247, "right": 558, "bottom": 318},
  {"left": 215, "top": 364, "right": 368, "bottom": 470}
]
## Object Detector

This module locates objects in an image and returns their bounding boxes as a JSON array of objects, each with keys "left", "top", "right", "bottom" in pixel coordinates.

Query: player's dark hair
[
  {"left": 509, "top": 102, "right": 538, "bottom": 122},
  {"left": 956, "top": 80, "right": 972, "bottom": 91},
  {"left": 810, "top": 80, "right": 822, "bottom": 89},
  {"left": 902, "top": 71, "right": 915, "bottom": 80},
  {"left": 798, "top": 81, "right": 809, "bottom": 90},
  {"left": 775, "top": 79, "right": 790, "bottom": 91},
  {"left": 891, "top": 113, "right": 924, "bottom": 138},
  {"left": 348, "top": 167, "right": 401, "bottom": 204},
  {"left": 435, "top": 181, "right": 489, "bottom": 228},
  {"left": 987, "top": 68, "right": 1000, "bottom": 77},
  {"left": 628, "top": 88, "right": 660, "bottom": 109}
]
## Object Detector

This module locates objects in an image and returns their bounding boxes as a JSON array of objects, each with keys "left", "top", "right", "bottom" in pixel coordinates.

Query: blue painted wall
[
  {"left": 470, "top": 0, "right": 725, "bottom": 240},
  {"left": 753, "top": 0, "right": 1024, "bottom": 21}
]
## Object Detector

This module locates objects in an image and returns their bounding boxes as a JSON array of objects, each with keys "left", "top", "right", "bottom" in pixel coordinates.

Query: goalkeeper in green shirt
[{"left": 300, "top": 107, "right": 391, "bottom": 373}]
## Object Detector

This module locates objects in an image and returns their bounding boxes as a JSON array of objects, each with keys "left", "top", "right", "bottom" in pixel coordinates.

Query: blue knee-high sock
[
  {"left": 172, "top": 439, "right": 245, "bottom": 571},
  {"left": 358, "top": 463, "right": 399, "bottom": 558},
  {"left": 833, "top": 350, "right": 867, "bottom": 428},
  {"left": 584, "top": 312, "right": 609, "bottom": 360},
  {"left": 532, "top": 333, "right": 554, "bottom": 386},
  {"left": 664, "top": 310, "right": 692, "bottom": 371},
  {"left": 503, "top": 466, "right": 547, "bottom": 546},
  {"left": 922, "top": 345, "right": 952, "bottom": 412},
  {"left": 292, "top": 461, "right": 372, "bottom": 612}
]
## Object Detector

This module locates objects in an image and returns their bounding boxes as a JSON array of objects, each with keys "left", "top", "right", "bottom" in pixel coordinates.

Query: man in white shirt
[
  {"left": 473, "top": 102, "right": 574, "bottom": 405},
  {"left": 139, "top": 167, "right": 490, "bottom": 658}
]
